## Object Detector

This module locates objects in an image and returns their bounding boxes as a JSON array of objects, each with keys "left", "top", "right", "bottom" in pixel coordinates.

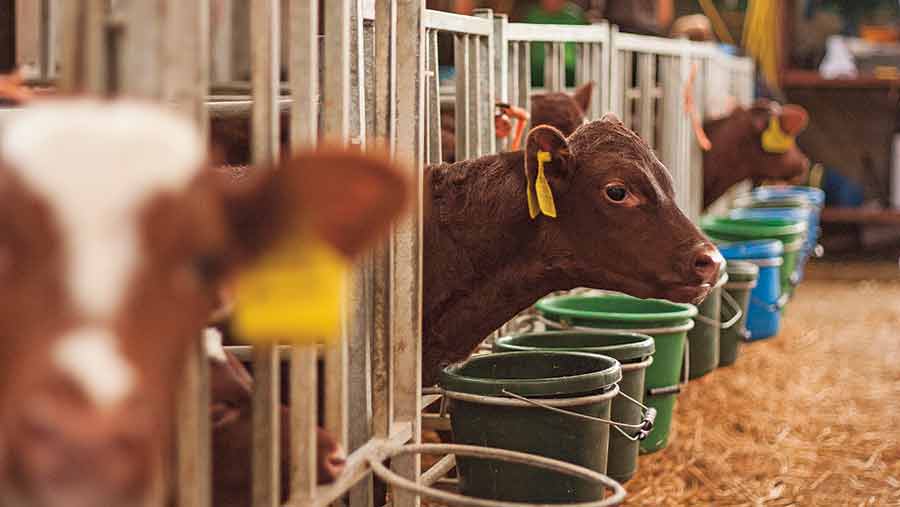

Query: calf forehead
[
  {"left": 569, "top": 120, "right": 675, "bottom": 197},
  {"left": 0, "top": 100, "right": 204, "bottom": 320}
]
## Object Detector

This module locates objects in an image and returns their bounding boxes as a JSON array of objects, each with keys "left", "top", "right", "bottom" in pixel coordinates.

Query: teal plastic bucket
[
  {"left": 493, "top": 331, "right": 655, "bottom": 483},
  {"left": 719, "top": 261, "right": 758, "bottom": 366},
  {"left": 535, "top": 294, "right": 696, "bottom": 453},
  {"left": 440, "top": 351, "right": 622, "bottom": 503}
]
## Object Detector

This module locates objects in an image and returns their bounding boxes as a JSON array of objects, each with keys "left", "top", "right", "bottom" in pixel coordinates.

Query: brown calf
[
  {"left": 702, "top": 99, "right": 810, "bottom": 208},
  {"left": 0, "top": 99, "right": 407, "bottom": 507},
  {"left": 203, "top": 331, "right": 342, "bottom": 507},
  {"left": 422, "top": 116, "right": 722, "bottom": 385}
]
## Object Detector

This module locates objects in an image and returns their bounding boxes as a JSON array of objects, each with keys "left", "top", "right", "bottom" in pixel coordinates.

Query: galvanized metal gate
[{"left": 9, "top": 3, "right": 755, "bottom": 507}]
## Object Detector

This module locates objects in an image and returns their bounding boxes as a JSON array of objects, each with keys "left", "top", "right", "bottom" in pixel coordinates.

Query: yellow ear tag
[
  {"left": 534, "top": 150, "right": 557, "bottom": 218},
  {"left": 525, "top": 168, "right": 539, "bottom": 219},
  {"left": 761, "top": 116, "right": 795, "bottom": 154},
  {"left": 232, "top": 230, "right": 347, "bottom": 344}
]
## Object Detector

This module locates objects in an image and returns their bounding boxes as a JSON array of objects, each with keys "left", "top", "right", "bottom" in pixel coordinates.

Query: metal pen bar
[
  {"left": 424, "top": 9, "right": 492, "bottom": 36},
  {"left": 467, "top": 32, "right": 481, "bottom": 157},
  {"left": 393, "top": 2, "right": 425, "bottom": 506},
  {"left": 454, "top": 33, "right": 470, "bottom": 161}
]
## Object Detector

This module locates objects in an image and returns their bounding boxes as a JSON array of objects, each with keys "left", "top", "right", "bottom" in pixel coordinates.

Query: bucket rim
[
  {"left": 725, "top": 259, "right": 760, "bottom": 277},
  {"left": 701, "top": 215, "right": 808, "bottom": 238},
  {"left": 747, "top": 185, "right": 825, "bottom": 206},
  {"left": 493, "top": 330, "right": 655, "bottom": 362},
  {"left": 438, "top": 350, "right": 622, "bottom": 397},
  {"left": 715, "top": 239, "right": 783, "bottom": 260},
  {"left": 535, "top": 293, "right": 698, "bottom": 325}
]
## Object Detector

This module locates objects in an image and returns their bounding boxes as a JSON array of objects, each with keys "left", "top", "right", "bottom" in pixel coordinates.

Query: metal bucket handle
[
  {"left": 751, "top": 292, "right": 790, "bottom": 312},
  {"left": 717, "top": 290, "right": 744, "bottom": 330},
  {"left": 498, "top": 388, "right": 657, "bottom": 443},
  {"left": 368, "top": 443, "right": 627, "bottom": 507}
]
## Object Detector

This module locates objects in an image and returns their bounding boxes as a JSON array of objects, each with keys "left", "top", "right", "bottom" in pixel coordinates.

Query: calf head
[
  {"left": 0, "top": 100, "right": 406, "bottom": 507},
  {"left": 703, "top": 99, "right": 810, "bottom": 207},
  {"left": 205, "top": 331, "right": 343, "bottom": 507},
  {"left": 526, "top": 115, "right": 721, "bottom": 303},
  {"left": 530, "top": 82, "right": 593, "bottom": 137}
]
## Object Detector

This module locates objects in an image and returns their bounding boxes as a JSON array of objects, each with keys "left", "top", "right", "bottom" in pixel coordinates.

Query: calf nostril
[{"left": 692, "top": 248, "right": 722, "bottom": 281}]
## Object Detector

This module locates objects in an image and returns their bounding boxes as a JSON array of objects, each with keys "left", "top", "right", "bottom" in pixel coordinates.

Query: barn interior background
[{"left": 1, "top": 1, "right": 900, "bottom": 506}]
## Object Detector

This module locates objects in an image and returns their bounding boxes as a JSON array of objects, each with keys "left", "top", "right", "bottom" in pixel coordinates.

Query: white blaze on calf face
[
  {"left": 0, "top": 100, "right": 205, "bottom": 406},
  {"left": 204, "top": 327, "right": 227, "bottom": 364},
  {"left": 52, "top": 328, "right": 137, "bottom": 409}
]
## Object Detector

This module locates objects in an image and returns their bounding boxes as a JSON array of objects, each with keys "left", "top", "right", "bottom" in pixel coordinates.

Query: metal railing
[{"left": 7, "top": 4, "right": 755, "bottom": 507}]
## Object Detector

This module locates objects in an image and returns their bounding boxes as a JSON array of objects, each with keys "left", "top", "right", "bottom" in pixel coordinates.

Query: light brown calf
[{"left": 0, "top": 99, "right": 407, "bottom": 507}]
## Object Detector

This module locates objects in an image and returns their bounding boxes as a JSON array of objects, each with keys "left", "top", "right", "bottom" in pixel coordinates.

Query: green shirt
[{"left": 523, "top": 3, "right": 588, "bottom": 87}]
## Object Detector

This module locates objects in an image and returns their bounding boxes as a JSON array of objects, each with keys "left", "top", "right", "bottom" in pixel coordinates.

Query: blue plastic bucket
[
  {"left": 716, "top": 240, "right": 784, "bottom": 340},
  {"left": 729, "top": 207, "right": 817, "bottom": 281}
]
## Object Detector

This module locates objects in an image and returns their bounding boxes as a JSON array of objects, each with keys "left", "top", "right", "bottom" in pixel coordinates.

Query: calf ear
[
  {"left": 572, "top": 82, "right": 594, "bottom": 113},
  {"left": 780, "top": 104, "right": 809, "bottom": 136},
  {"left": 524, "top": 126, "right": 575, "bottom": 212},
  {"left": 217, "top": 147, "right": 408, "bottom": 266},
  {"left": 749, "top": 102, "right": 774, "bottom": 133}
]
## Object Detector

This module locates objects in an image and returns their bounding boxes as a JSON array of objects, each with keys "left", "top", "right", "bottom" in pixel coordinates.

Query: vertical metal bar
[
  {"left": 322, "top": 2, "right": 351, "bottom": 490},
  {"left": 519, "top": 42, "right": 531, "bottom": 133},
  {"left": 58, "top": 0, "right": 106, "bottom": 94},
  {"left": 349, "top": 0, "right": 366, "bottom": 147},
  {"left": 15, "top": 0, "right": 42, "bottom": 79},
  {"left": 467, "top": 33, "right": 480, "bottom": 158},
  {"left": 118, "top": 1, "right": 163, "bottom": 99},
  {"left": 211, "top": 0, "right": 234, "bottom": 83},
  {"left": 621, "top": 51, "right": 633, "bottom": 128},
  {"left": 574, "top": 42, "right": 584, "bottom": 89},
  {"left": 474, "top": 8, "right": 495, "bottom": 156},
  {"left": 286, "top": 1, "right": 319, "bottom": 504},
  {"left": 364, "top": 20, "right": 377, "bottom": 147},
  {"left": 324, "top": 0, "right": 351, "bottom": 142},
  {"left": 426, "top": 29, "right": 442, "bottom": 165},
  {"left": 250, "top": 1, "right": 281, "bottom": 506},
  {"left": 607, "top": 24, "right": 619, "bottom": 116},
  {"left": 347, "top": 2, "right": 373, "bottom": 506},
  {"left": 393, "top": 1, "right": 424, "bottom": 506},
  {"left": 507, "top": 41, "right": 519, "bottom": 112},
  {"left": 371, "top": 0, "right": 397, "bottom": 442},
  {"left": 454, "top": 33, "right": 470, "bottom": 161},
  {"left": 492, "top": 13, "right": 508, "bottom": 152},
  {"left": 163, "top": 2, "right": 212, "bottom": 506},
  {"left": 590, "top": 42, "right": 602, "bottom": 118},
  {"left": 541, "top": 42, "right": 551, "bottom": 91},
  {"left": 556, "top": 42, "right": 566, "bottom": 90},
  {"left": 637, "top": 52, "right": 654, "bottom": 145},
  {"left": 289, "top": 0, "right": 319, "bottom": 147}
]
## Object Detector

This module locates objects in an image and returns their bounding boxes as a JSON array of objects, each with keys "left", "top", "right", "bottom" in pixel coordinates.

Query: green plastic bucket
[
  {"left": 493, "top": 331, "right": 655, "bottom": 483},
  {"left": 700, "top": 216, "right": 806, "bottom": 299},
  {"left": 439, "top": 351, "right": 622, "bottom": 503},
  {"left": 534, "top": 294, "right": 696, "bottom": 453},
  {"left": 719, "top": 261, "right": 758, "bottom": 366},
  {"left": 686, "top": 270, "right": 728, "bottom": 380}
]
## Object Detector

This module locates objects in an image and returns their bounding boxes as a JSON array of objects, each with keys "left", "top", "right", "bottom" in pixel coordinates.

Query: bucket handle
[
  {"left": 718, "top": 290, "right": 744, "bottom": 330},
  {"left": 538, "top": 315, "right": 695, "bottom": 335},
  {"left": 500, "top": 389, "right": 657, "bottom": 442},
  {"left": 368, "top": 443, "right": 627, "bottom": 507},
  {"left": 751, "top": 293, "right": 790, "bottom": 312}
]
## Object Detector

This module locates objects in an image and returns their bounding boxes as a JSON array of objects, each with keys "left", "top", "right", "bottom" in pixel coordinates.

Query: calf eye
[
  {"left": 193, "top": 253, "right": 226, "bottom": 284},
  {"left": 605, "top": 185, "right": 628, "bottom": 202}
]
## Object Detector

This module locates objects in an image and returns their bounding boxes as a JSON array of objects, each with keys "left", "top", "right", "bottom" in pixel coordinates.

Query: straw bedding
[{"left": 623, "top": 261, "right": 900, "bottom": 506}]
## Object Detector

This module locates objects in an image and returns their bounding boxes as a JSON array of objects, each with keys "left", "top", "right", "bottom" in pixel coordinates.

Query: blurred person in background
[{"left": 525, "top": 0, "right": 589, "bottom": 87}]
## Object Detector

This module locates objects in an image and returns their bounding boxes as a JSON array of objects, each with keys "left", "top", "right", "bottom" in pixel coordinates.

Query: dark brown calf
[
  {"left": 204, "top": 333, "right": 342, "bottom": 507},
  {"left": 0, "top": 99, "right": 407, "bottom": 507},
  {"left": 422, "top": 116, "right": 722, "bottom": 385},
  {"left": 703, "top": 99, "right": 810, "bottom": 208}
]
